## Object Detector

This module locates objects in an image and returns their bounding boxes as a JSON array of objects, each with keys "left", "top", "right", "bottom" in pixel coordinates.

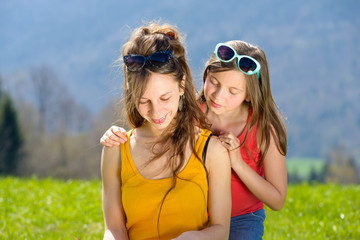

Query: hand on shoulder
[{"left": 205, "top": 136, "right": 231, "bottom": 173}]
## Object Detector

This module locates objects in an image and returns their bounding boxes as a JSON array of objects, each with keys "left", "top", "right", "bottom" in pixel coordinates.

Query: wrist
[{"left": 229, "top": 151, "right": 246, "bottom": 171}]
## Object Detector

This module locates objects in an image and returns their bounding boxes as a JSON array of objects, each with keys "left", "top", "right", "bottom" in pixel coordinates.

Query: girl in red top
[{"left": 101, "top": 40, "right": 287, "bottom": 240}]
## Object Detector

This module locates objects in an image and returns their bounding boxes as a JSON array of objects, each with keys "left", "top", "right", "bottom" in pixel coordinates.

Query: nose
[
  {"left": 213, "top": 87, "right": 226, "bottom": 100},
  {"left": 149, "top": 102, "right": 161, "bottom": 116}
]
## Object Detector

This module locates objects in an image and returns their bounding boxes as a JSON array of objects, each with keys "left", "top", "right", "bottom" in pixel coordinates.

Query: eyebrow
[{"left": 209, "top": 73, "right": 218, "bottom": 81}]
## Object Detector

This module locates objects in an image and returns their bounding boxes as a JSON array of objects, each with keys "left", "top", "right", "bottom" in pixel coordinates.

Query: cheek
[
  {"left": 227, "top": 95, "right": 245, "bottom": 108},
  {"left": 203, "top": 81, "right": 212, "bottom": 98},
  {"left": 157, "top": 99, "right": 179, "bottom": 113},
  {"left": 168, "top": 99, "right": 178, "bottom": 111},
  {"left": 138, "top": 104, "right": 149, "bottom": 116}
]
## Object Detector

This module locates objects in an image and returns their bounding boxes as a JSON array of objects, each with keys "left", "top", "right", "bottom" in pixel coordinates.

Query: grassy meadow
[{"left": 1, "top": 177, "right": 359, "bottom": 239}]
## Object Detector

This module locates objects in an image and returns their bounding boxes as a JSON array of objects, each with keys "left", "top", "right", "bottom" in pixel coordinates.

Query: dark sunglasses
[
  {"left": 123, "top": 50, "right": 173, "bottom": 71},
  {"left": 214, "top": 43, "right": 261, "bottom": 79}
]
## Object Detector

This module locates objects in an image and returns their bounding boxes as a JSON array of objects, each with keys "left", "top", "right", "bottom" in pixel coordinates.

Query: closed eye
[
  {"left": 139, "top": 100, "right": 150, "bottom": 105},
  {"left": 160, "top": 97, "right": 171, "bottom": 102},
  {"left": 210, "top": 78, "right": 219, "bottom": 86}
]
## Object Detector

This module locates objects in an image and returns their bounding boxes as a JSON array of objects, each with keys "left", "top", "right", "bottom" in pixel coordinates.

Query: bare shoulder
[
  {"left": 101, "top": 146, "right": 122, "bottom": 177},
  {"left": 207, "top": 136, "right": 227, "bottom": 155},
  {"left": 102, "top": 145, "right": 121, "bottom": 157},
  {"left": 205, "top": 136, "right": 230, "bottom": 171}
]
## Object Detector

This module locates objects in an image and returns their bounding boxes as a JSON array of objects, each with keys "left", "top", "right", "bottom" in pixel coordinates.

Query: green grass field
[{"left": 1, "top": 177, "right": 359, "bottom": 239}]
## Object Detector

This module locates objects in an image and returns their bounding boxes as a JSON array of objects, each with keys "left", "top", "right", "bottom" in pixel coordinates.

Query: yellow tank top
[{"left": 120, "top": 129, "right": 212, "bottom": 240}]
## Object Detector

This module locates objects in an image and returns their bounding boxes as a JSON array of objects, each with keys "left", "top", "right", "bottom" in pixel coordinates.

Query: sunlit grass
[
  {"left": 1, "top": 177, "right": 359, "bottom": 239},
  {"left": 0, "top": 176, "right": 103, "bottom": 239},
  {"left": 264, "top": 182, "right": 360, "bottom": 239}
]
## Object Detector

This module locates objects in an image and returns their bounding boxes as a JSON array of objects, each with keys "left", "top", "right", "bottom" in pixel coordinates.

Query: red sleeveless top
[
  {"left": 200, "top": 103, "right": 264, "bottom": 217},
  {"left": 231, "top": 107, "right": 264, "bottom": 217}
]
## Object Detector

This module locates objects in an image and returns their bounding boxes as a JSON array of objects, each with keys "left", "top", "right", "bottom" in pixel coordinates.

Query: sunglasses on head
[
  {"left": 214, "top": 43, "right": 261, "bottom": 79},
  {"left": 123, "top": 50, "right": 173, "bottom": 71}
]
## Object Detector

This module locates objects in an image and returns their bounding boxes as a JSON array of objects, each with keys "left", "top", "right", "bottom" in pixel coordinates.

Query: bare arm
[
  {"left": 220, "top": 129, "right": 287, "bottom": 211},
  {"left": 174, "top": 137, "right": 232, "bottom": 240},
  {"left": 100, "top": 126, "right": 128, "bottom": 147},
  {"left": 101, "top": 146, "right": 129, "bottom": 240}
]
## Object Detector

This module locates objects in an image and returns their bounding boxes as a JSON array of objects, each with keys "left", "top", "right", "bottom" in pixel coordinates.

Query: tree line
[
  {"left": 0, "top": 66, "right": 127, "bottom": 179},
  {"left": 288, "top": 146, "right": 359, "bottom": 184},
  {"left": 1, "top": 66, "right": 359, "bottom": 184}
]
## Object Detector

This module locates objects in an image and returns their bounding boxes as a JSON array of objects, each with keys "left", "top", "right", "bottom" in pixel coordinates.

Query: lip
[
  {"left": 210, "top": 100, "right": 222, "bottom": 108},
  {"left": 152, "top": 113, "right": 168, "bottom": 124}
]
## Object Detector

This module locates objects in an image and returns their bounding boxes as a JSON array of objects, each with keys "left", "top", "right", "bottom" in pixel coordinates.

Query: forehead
[
  {"left": 209, "top": 70, "right": 247, "bottom": 88},
  {"left": 141, "top": 72, "right": 179, "bottom": 97}
]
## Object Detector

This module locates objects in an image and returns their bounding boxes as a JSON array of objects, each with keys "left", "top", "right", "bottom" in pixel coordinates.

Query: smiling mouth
[
  {"left": 152, "top": 113, "right": 168, "bottom": 124},
  {"left": 210, "top": 100, "right": 222, "bottom": 108}
]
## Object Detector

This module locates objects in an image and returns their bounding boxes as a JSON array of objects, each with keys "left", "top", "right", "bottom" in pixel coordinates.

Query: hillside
[{"left": 1, "top": 0, "right": 359, "bottom": 158}]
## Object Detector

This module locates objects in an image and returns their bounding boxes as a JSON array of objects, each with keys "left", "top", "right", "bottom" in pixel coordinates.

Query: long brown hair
[
  {"left": 120, "top": 22, "right": 208, "bottom": 170},
  {"left": 198, "top": 40, "right": 287, "bottom": 166},
  {"left": 117, "top": 22, "right": 209, "bottom": 237}
]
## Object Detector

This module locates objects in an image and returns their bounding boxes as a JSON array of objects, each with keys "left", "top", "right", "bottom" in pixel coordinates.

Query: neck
[
  {"left": 140, "top": 123, "right": 166, "bottom": 138},
  {"left": 209, "top": 103, "right": 249, "bottom": 125}
]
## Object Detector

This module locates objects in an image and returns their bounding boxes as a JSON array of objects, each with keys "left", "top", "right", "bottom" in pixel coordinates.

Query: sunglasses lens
[
  {"left": 217, "top": 45, "right": 235, "bottom": 61},
  {"left": 148, "top": 52, "right": 171, "bottom": 67},
  {"left": 124, "top": 55, "right": 146, "bottom": 70},
  {"left": 239, "top": 57, "right": 257, "bottom": 73}
]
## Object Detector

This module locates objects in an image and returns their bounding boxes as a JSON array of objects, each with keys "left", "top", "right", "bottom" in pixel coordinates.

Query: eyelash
[
  {"left": 139, "top": 97, "right": 170, "bottom": 105},
  {"left": 210, "top": 79, "right": 219, "bottom": 85}
]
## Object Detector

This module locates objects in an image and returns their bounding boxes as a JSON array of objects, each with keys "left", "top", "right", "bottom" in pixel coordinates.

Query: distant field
[
  {"left": 286, "top": 157, "right": 325, "bottom": 178},
  {"left": 0, "top": 177, "right": 103, "bottom": 239},
  {"left": 264, "top": 183, "right": 359, "bottom": 239},
  {"left": 1, "top": 177, "right": 359, "bottom": 239}
]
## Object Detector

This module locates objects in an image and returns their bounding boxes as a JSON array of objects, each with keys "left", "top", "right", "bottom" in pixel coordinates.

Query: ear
[
  {"left": 245, "top": 94, "right": 251, "bottom": 103},
  {"left": 179, "top": 75, "right": 186, "bottom": 95}
]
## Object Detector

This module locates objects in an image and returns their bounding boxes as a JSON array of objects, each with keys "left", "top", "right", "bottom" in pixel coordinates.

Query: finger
[
  {"left": 220, "top": 134, "right": 239, "bottom": 144},
  {"left": 107, "top": 132, "right": 127, "bottom": 143},
  {"left": 104, "top": 136, "right": 121, "bottom": 146},
  {"left": 111, "top": 127, "right": 127, "bottom": 142},
  {"left": 220, "top": 137, "right": 239, "bottom": 150},
  {"left": 219, "top": 136, "right": 232, "bottom": 143},
  {"left": 111, "top": 126, "right": 127, "bottom": 135},
  {"left": 106, "top": 128, "right": 127, "bottom": 142},
  {"left": 100, "top": 137, "right": 115, "bottom": 147},
  {"left": 221, "top": 141, "right": 232, "bottom": 150},
  {"left": 220, "top": 133, "right": 234, "bottom": 139}
]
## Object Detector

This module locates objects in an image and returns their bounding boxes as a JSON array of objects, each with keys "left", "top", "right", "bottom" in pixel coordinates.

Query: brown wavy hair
[
  {"left": 117, "top": 22, "right": 210, "bottom": 237},
  {"left": 120, "top": 22, "right": 209, "bottom": 169},
  {"left": 198, "top": 40, "right": 287, "bottom": 166}
]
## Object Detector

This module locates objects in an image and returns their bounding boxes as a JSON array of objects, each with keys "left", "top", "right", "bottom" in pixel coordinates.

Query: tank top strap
[
  {"left": 120, "top": 129, "right": 137, "bottom": 184},
  {"left": 121, "top": 129, "right": 213, "bottom": 182},
  {"left": 194, "top": 129, "right": 213, "bottom": 163}
]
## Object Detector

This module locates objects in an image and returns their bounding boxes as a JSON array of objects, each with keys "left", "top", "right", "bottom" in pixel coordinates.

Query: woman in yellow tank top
[{"left": 101, "top": 22, "right": 231, "bottom": 240}]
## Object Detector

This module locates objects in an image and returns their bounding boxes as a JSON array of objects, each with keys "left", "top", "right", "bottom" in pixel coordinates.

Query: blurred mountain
[{"left": 1, "top": 0, "right": 359, "bottom": 158}]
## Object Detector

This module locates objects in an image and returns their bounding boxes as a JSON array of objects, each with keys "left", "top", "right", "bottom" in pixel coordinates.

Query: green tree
[
  {"left": 0, "top": 92, "right": 23, "bottom": 175},
  {"left": 308, "top": 166, "right": 319, "bottom": 183},
  {"left": 287, "top": 169, "right": 302, "bottom": 184},
  {"left": 323, "top": 145, "right": 359, "bottom": 184}
]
